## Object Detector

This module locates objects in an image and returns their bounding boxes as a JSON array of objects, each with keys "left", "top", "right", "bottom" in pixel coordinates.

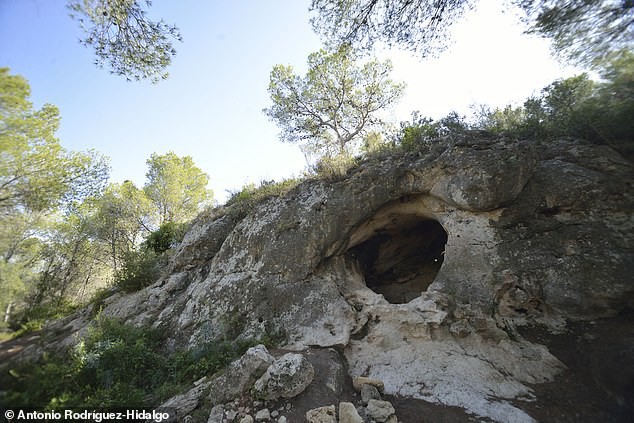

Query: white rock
[
  {"left": 366, "top": 399, "right": 395, "bottom": 423},
  {"left": 207, "top": 404, "right": 224, "bottom": 423},
  {"left": 255, "top": 408, "right": 270, "bottom": 421},
  {"left": 305, "top": 405, "right": 336, "bottom": 423},
  {"left": 339, "top": 402, "right": 363, "bottom": 423}
]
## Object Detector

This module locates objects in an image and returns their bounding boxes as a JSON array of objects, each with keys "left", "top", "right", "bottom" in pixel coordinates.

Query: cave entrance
[{"left": 349, "top": 216, "right": 447, "bottom": 304}]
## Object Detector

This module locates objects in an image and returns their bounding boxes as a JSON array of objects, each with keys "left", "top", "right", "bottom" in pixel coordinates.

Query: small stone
[
  {"left": 366, "top": 399, "right": 396, "bottom": 423},
  {"left": 255, "top": 408, "right": 270, "bottom": 421},
  {"left": 352, "top": 376, "right": 384, "bottom": 393},
  {"left": 270, "top": 410, "right": 279, "bottom": 418},
  {"left": 277, "top": 417, "right": 287, "bottom": 423},
  {"left": 226, "top": 410, "right": 238, "bottom": 421},
  {"left": 360, "top": 383, "right": 381, "bottom": 404},
  {"left": 305, "top": 405, "right": 336, "bottom": 423},
  {"left": 240, "top": 416, "right": 254, "bottom": 423},
  {"left": 339, "top": 402, "right": 363, "bottom": 423},
  {"left": 386, "top": 415, "right": 398, "bottom": 423},
  {"left": 253, "top": 401, "right": 263, "bottom": 407},
  {"left": 285, "top": 403, "right": 292, "bottom": 411}
]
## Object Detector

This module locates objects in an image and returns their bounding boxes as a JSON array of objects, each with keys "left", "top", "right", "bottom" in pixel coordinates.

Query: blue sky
[{"left": 0, "top": 0, "right": 581, "bottom": 203}]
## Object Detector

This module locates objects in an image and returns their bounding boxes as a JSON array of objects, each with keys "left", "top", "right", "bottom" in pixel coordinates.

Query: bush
[
  {"left": 1, "top": 318, "right": 262, "bottom": 409},
  {"left": 114, "top": 249, "right": 159, "bottom": 292},
  {"left": 225, "top": 178, "right": 302, "bottom": 217},
  {"left": 313, "top": 152, "right": 357, "bottom": 179},
  {"left": 2, "top": 318, "right": 166, "bottom": 408},
  {"left": 143, "top": 221, "right": 187, "bottom": 254},
  {"left": 470, "top": 52, "right": 634, "bottom": 154}
]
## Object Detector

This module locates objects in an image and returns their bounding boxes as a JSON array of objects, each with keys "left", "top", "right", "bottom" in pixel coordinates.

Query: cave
[{"left": 349, "top": 216, "right": 448, "bottom": 304}]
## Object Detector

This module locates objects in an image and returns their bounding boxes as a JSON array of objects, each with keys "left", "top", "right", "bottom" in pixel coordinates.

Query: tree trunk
[{"left": 4, "top": 302, "right": 12, "bottom": 323}]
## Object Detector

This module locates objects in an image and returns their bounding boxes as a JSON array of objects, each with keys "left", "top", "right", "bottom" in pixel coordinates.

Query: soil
[{"left": 511, "top": 310, "right": 634, "bottom": 423}]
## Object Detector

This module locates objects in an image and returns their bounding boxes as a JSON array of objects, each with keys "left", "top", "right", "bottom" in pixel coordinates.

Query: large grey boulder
[
  {"left": 253, "top": 353, "right": 315, "bottom": 400},
  {"left": 207, "top": 344, "right": 274, "bottom": 405}
]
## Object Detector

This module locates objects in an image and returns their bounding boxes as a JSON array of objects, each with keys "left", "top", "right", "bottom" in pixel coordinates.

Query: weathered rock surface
[
  {"left": 253, "top": 352, "right": 315, "bottom": 400},
  {"left": 28, "top": 136, "right": 633, "bottom": 422},
  {"left": 305, "top": 405, "right": 336, "bottom": 423},
  {"left": 366, "top": 399, "right": 396, "bottom": 423},
  {"left": 339, "top": 402, "right": 363, "bottom": 423},
  {"left": 207, "top": 344, "right": 274, "bottom": 405},
  {"left": 159, "top": 377, "right": 211, "bottom": 422}
]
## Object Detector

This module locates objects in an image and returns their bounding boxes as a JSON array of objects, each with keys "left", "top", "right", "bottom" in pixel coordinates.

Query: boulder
[
  {"left": 366, "top": 399, "right": 396, "bottom": 423},
  {"left": 208, "top": 345, "right": 274, "bottom": 405},
  {"left": 159, "top": 377, "right": 211, "bottom": 422},
  {"left": 253, "top": 353, "right": 315, "bottom": 400},
  {"left": 305, "top": 405, "right": 336, "bottom": 423},
  {"left": 339, "top": 402, "right": 363, "bottom": 423},
  {"left": 207, "top": 404, "right": 224, "bottom": 423}
]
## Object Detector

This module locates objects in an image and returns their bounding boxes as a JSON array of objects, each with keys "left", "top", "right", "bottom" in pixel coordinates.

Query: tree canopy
[
  {"left": 264, "top": 46, "right": 405, "bottom": 158},
  {"left": 68, "top": 0, "right": 182, "bottom": 83},
  {"left": 310, "top": 0, "right": 634, "bottom": 68},
  {"left": 144, "top": 151, "right": 211, "bottom": 224},
  {"left": 521, "top": 0, "right": 634, "bottom": 67},
  {"left": 0, "top": 68, "right": 109, "bottom": 215},
  {"left": 310, "top": 0, "right": 475, "bottom": 57}
]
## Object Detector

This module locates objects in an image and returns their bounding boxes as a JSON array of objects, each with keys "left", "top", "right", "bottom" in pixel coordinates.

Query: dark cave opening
[{"left": 349, "top": 218, "right": 448, "bottom": 304}]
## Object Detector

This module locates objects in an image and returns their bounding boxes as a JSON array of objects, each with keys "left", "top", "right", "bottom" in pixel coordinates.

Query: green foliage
[
  {"left": 68, "top": 0, "right": 183, "bottom": 82},
  {"left": 470, "top": 53, "right": 634, "bottom": 157},
  {"left": 310, "top": 0, "right": 474, "bottom": 58},
  {"left": 143, "top": 221, "right": 187, "bottom": 254},
  {"left": 0, "top": 68, "right": 109, "bottom": 214},
  {"left": 2, "top": 318, "right": 261, "bottom": 408},
  {"left": 13, "top": 298, "right": 80, "bottom": 334},
  {"left": 310, "top": 1, "right": 633, "bottom": 69},
  {"left": 264, "top": 45, "right": 405, "bottom": 160},
  {"left": 313, "top": 152, "right": 358, "bottom": 180},
  {"left": 521, "top": 0, "right": 634, "bottom": 68},
  {"left": 3, "top": 318, "right": 165, "bottom": 408},
  {"left": 166, "top": 339, "right": 256, "bottom": 387},
  {"left": 0, "top": 68, "right": 109, "bottom": 326},
  {"left": 0, "top": 260, "right": 31, "bottom": 329},
  {"left": 226, "top": 178, "right": 301, "bottom": 215},
  {"left": 88, "top": 287, "right": 116, "bottom": 316},
  {"left": 144, "top": 151, "right": 212, "bottom": 224},
  {"left": 114, "top": 249, "right": 159, "bottom": 292},
  {"left": 394, "top": 111, "right": 468, "bottom": 151},
  {"left": 91, "top": 181, "right": 154, "bottom": 270}
]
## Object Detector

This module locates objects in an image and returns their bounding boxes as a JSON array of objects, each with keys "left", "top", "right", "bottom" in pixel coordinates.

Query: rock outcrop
[{"left": 40, "top": 136, "right": 633, "bottom": 421}]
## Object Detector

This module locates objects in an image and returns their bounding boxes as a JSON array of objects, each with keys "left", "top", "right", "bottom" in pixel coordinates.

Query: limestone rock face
[{"left": 42, "top": 136, "right": 633, "bottom": 422}]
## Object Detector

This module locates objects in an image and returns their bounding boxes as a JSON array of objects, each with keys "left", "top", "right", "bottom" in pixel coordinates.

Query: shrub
[
  {"left": 225, "top": 178, "right": 302, "bottom": 217},
  {"left": 313, "top": 152, "right": 357, "bottom": 179},
  {"left": 470, "top": 52, "right": 634, "bottom": 154},
  {"left": 1, "top": 318, "right": 263, "bottom": 409},
  {"left": 114, "top": 249, "right": 159, "bottom": 292},
  {"left": 143, "top": 221, "right": 188, "bottom": 254}
]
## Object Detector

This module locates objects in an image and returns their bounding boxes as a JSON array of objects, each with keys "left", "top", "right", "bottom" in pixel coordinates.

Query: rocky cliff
[{"left": 24, "top": 136, "right": 634, "bottom": 421}]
